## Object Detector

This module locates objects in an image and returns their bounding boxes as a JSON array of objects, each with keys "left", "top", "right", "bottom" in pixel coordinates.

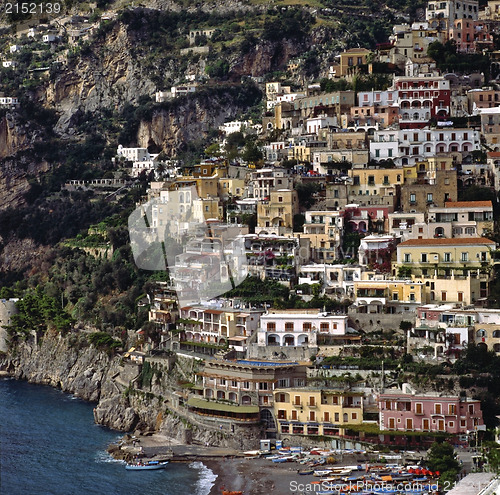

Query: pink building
[{"left": 378, "top": 392, "right": 484, "bottom": 439}]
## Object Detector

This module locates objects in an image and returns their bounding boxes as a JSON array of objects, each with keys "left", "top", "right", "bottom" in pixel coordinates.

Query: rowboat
[{"left": 125, "top": 460, "right": 168, "bottom": 470}]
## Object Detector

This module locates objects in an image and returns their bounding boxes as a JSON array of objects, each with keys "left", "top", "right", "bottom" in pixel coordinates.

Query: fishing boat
[
  {"left": 298, "top": 469, "right": 314, "bottom": 475},
  {"left": 125, "top": 460, "right": 168, "bottom": 470},
  {"left": 314, "top": 469, "right": 333, "bottom": 477}
]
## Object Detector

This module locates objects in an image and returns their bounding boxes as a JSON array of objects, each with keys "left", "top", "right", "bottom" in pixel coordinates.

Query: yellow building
[
  {"left": 218, "top": 178, "right": 246, "bottom": 200},
  {"left": 193, "top": 197, "right": 223, "bottom": 221},
  {"left": 274, "top": 388, "right": 363, "bottom": 437},
  {"left": 256, "top": 189, "right": 299, "bottom": 235},
  {"left": 395, "top": 238, "right": 496, "bottom": 304},
  {"left": 352, "top": 279, "right": 425, "bottom": 314},
  {"left": 474, "top": 324, "right": 500, "bottom": 354},
  {"left": 195, "top": 176, "right": 219, "bottom": 199},
  {"left": 348, "top": 168, "right": 403, "bottom": 207},
  {"left": 339, "top": 48, "right": 371, "bottom": 76}
]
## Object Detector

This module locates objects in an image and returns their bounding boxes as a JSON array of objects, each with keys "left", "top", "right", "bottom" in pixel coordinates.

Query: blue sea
[{"left": 0, "top": 378, "right": 216, "bottom": 495}]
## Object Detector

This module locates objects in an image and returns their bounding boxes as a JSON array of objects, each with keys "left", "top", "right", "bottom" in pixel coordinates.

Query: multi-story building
[
  {"left": 257, "top": 309, "right": 350, "bottom": 347},
  {"left": 389, "top": 211, "right": 426, "bottom": 241},
  {"left": 400, "top": 169, "right": 458, "bottom": 212},
  {"left": 189, "top": 359, "right": 307, "bottom": 430},
  {"left": 468, "top": 88, "right": 500, "bottom": 113},
  {"left": 347, "top": 168, "right": 403, "bottom": 208},
  {"left": 274, "top": 388, "right": 364, "bottom": 438},
  {"left": 248, "top": 168, "right": 293, "bottom": 200},
  {"left": 480, "top": 107, "right": 500, "bottom": 150},
  {"left": 427, "top": 201, "right": 494, "bottom": 238},
  {"left": 378, "top": 391, "right": 484, "bottom": 440},
  {"left": 242, "top": 233, "right": 308, "bottom": 283},
  {"left": 394, "top": 76, "right": 451, "bottom": 128},
  {"left": 298, "top": 264, "right": 362, "bottom": 298},
  {"left": 294, "top": 91, "right": 356, "bottom": 121},
  {"left": 256, "top": 189, "right": 299, "bottom": 236},
  {"left": 371, "top": 127, "right": 480, "bottom": 166},
  {"left": 426, "top": 0, "right": 479, "bottom": 30},
  {"left": 395, "top": 237, "right": 496, "bottom": 304},
  {"left": 301, "top": 210, "right": 344, "bottom": 263},
  {"left": 351, "top": 279, "right": 425, "bottom": 315},
  {"left": 343, "top": 205, "right": 392, "bottom": 234},
  {"left": 339, "top": 48, "right": 371, "bottom": 76},
  {"left": 178, "top": 304, "right": 263, "bottom": 347}
]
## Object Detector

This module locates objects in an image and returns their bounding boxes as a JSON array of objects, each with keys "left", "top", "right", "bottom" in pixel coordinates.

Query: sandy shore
[{"left": 206, "top": 457, "right": 305, "bottom": 495}]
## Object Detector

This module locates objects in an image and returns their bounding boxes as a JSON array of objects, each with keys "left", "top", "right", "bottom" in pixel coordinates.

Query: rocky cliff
[{"left": 1, "top": 334, "right": 259, "bottom": 449}]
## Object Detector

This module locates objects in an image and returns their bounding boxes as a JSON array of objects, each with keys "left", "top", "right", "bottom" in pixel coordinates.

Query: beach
[
  {"left": 206, "top": 457, "right": 303, "bottom": 495},
  {"left": 122, "top": 433, "right": 374, "bottom": 495}
]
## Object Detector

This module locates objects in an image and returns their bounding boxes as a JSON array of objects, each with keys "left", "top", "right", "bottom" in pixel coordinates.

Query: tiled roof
[
  {"left": 444, "top": 201, "right": 492, "bottom": 208},
  {"left": 399, "top": 237, "right": 495, "bottom": 246}
]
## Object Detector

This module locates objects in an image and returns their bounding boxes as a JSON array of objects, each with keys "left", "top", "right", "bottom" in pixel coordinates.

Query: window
[
  {"left": 231, "top": 380, "right": 237, "bottom": 388},
  {"left": 335, "top": 412, "right": 340, "bottom": 422},
  {"left": 267, "top": 322, "right": 276, "bottom": 331},
  {"left": 410, "top": 193, "right": 416, "bottom": 204},
  {"left": 461, "top": 252, "right": 469, "bottom": 262},
  {"left": 449, "top": 404, "right": 456, "bottom": 415},
  {"left": 324, "top": 412, "right": 330, "bottom": 422},
  {"left": 441, "top": 291, "right": 447, "bottom": 301},
  {"left": 278, "top": 196, "right": 283, "bottom": 202},
  {"left": 427, "top": 193, "right": 433, "bottom": 203},
  {"left": 423, "top": 418, "right": 430, "bottom": 431},
  {"left": 309, "top": 396, "right": 315, "bottom": 407},
  {"left": 278, "top": 410, "right": 287, "bottom": 420},
  {"left": 444, "top": 252, "right": 451, "bottom": 262},
  {"left": 320, "top": 323, "right": 329, "bottom": 332},
  {"left": 303, "top": 322, "right": 312, "bottom": 332},
  {"left": 458, "top": 292, "right": 463, "bottom": 302},
  {"left": 291, "top": 410, "right": 298, "bottom": 420},
  {"left": 310, "top": 411, "right": 316, "bottom": 421},
  {"left": 277, "top": 393, "right": 286, "bottom": 402},
  {"left": 421, "top": 253, "right": 428, "bottom": 262},
  {"left": 242, "top": 381, "right": 250, "bottom": 389},
  {"left": 285, "top": 322, "right": 294, "bottom": 331},
  {"left": 352, "top": 412, "right": 357, "bottom": 420},
  {"left": 435, "top": 403, "right": 442, "bottom": 414},
  {"left": 415, "top": 403, "right": 423, "bottom": 415},
  {"left": 259, "top": 382, "right": 269, "bottom": 390},
  {"left": 294, "top": 395, "right": 301, "bottom": 406}
]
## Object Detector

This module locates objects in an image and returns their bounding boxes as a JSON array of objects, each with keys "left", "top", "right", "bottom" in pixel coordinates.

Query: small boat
[
  {"left": 298, "top": 469, "right": 314, "bottom": 475},
  {"left": 125, "top": 460, "right": 168, "bottom": 470},
  {"left": 314, "top": 469, "right": 333, "bottom": 477}
]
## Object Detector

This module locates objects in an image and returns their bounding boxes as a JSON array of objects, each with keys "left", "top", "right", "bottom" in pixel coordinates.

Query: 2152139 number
[{"left": 4, "top": 2, "right": 62, "bottom": 15}]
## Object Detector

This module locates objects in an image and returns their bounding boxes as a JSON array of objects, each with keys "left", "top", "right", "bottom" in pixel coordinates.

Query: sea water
[{"left": 0, "top": 378, "right": 216, "bottom": 495}]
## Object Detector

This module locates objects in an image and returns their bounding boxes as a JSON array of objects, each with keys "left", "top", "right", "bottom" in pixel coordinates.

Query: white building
[
  {"left": 219, "top": 121, "right": 251, "bottom": 135},
  {"left": 171, "top": 84, "right": 197, "bottom": 98},
  {"left": 306, "top": 115, "right": 337, "bottom": 134},
  {"left": 257, "top": 309, "right": 349, "bottom": 347},
  {"left": 357, "top": 89, "right": 398, "bottom": 107},
  {"left": 370, "top": 127, "right": 480, "bottom": 166}
]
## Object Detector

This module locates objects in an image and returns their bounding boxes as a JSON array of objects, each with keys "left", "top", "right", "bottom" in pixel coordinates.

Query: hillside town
[
  {"left": 3, "top": 0, "right": 500, "bottom": 492},
  {"left": 101, "top": 0, "right": 500, "bottom": 456}
]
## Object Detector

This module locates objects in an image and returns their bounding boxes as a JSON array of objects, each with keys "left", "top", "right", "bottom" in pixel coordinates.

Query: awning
[
  {"left": 229, "top": 336, "right": 248, "bottom": 341},
  {"left": 205, "top": 309, "right": 223, "bottom": 314},
  {"left": 237, "top": 313, "right": 250, "bottom": 317},
  {"left": 187, "top": 397, "right": 259, "bottom": 414}
]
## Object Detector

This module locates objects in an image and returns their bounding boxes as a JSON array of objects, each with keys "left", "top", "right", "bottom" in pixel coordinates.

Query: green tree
[{"left": 426, "top": 441, "right": 460, "bottom": 484}]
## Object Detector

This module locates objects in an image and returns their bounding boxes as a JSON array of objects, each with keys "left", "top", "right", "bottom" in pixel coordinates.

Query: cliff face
[
  {"left": 2, "top": 335, "right": 260, "bottom": 449},
  {"left": 45, "top": 23, "right": 157, "bottom": 137}
]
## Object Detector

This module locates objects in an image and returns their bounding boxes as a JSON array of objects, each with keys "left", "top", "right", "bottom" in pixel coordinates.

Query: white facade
[
  {"left": 219, "top": 121, "right": 251, "bottom": 134},
  {"left": 171, "top": 84, "right": 197, "bottom": 98},
  {"left": 370, "top": 127, "right": 480, "bottom": 165},
  {"left": 357, "top": 90, "right": 398, "bottom": 107},
  {"left": 2, "top": 61, "right": 17, "bottom": 68},
  {"left": 306, "top": 115, "right": 337, "bottom": 134},
  {"left": 258, "top": 310, "right": 348, "bottom": 347}
]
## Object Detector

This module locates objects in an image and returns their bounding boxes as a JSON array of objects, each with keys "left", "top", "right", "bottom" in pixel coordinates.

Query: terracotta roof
[
  {"left": 487, "top": 152, "right": 500, "bottom": 157},
  {"left": 444, "top": 201, "right": 492, "bottom": 208},
  {"left": 399, "top": 237, "right": 495, "bottom": 246}
]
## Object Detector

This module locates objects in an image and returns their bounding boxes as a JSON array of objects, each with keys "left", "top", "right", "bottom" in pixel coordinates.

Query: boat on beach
[{"left": 125, "top": 460, "right": 168, "bottom": 470}]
